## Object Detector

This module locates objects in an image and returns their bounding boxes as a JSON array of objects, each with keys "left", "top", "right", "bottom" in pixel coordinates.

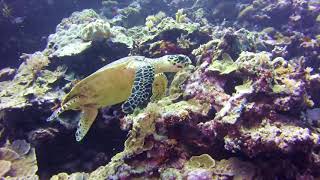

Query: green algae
[
  {"left": 208, "top": 53, "right": 238, "bottom": 75},
  {"left": 272, "top": 84, "right": 287, "bottom": 93},
  {"left": 235, "top": 80, "right": 253, "bottom": 94}
]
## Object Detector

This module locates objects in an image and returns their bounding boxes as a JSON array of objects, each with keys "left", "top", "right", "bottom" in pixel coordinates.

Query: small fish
[{"left": 11, "top": 16, "right": 25, "bottom": 24}]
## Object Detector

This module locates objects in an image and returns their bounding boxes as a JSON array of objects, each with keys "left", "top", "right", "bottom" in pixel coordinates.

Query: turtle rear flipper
[
  {"left": 75, "top": 105, "right": 98, "bottom": 141},
  {"left": 122, "top": 64, "right": 155, "bottom": 114},
  {"left": 151, "top": 73, "right": 168, "bottom": 102}
]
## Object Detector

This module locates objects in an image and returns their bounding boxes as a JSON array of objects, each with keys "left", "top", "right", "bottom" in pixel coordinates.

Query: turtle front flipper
[
  {"left": 151, "top": 73, "right": 168, "bottom": 102},
  {"left": 75, "top": 105, "right": 98, "bottom": 141},
  {"left": 122, "top": 64, "right": 155, "bottom": 114},
  {"left": 47, "top": 96, "right": 82, "bottom": 122}
]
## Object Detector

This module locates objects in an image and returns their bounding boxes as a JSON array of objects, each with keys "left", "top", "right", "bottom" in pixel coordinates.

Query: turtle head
[{"left": 155, "top": 54, "right": 192, "bottom": 73}]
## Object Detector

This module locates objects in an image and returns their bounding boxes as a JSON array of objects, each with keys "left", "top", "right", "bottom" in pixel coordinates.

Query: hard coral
[
  {"left": 185, "top": 154, "right": 215, "bottom": 170},
  {"left": 46, "top": 9, "right": 112, "bottom": 58},
  {"left": 0, "top": 140, "right": 38, "bottom": 179},
  {"left": 50, "top": 172, "right": 89, "bottom": 180},
  {"left": 0, "top": 68, "right": 15, "bottom": 82},
  {"left": 0, "top": 51, "right": 63, "bottom": 110},
  {"left": 80, "top": 19, "right": 111, "bottom": 42}
]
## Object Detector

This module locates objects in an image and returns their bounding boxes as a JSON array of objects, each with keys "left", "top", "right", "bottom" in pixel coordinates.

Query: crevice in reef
[
  {"left": 2, "top": 107, "right": 127, "bottom": 179},
  {"left": 36, "top": 116, "right": 127, "bottom": 179},
  {"left": 223, "top": 75, "right": 243, "bottom": 95}
]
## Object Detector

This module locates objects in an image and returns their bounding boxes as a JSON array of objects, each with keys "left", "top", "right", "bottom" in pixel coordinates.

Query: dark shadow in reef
[
  {"left": 36, "top": 115, "right": 127, "bottom": 179},
  {"left": 47, "top": 40, "right": 130, "bottom": 79},
  {"left": 2, "top": 105, "right": 127, "bottom": 179}
]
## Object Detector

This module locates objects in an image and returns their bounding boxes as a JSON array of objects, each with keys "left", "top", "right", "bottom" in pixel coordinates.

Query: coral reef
[
  {"left": 237, "top": 0, "right": 319, "bottom": 32},
  {"left": 0, "top": 51, "right": 61, "bottom": 110},
  {"left": 0, "top": 0, "right": 319, "bottom": 179},
  {"left": 0, "top": 67, "right": 15, "bottom": 82},
  {"left": 0, "top": 140, "right": 38, "bottom": 179},
  {"left": 0, "top": 0, "right": 101, "bottom": 69},
  {"left": 80, "top": 19, "right": 111, "bottom": 42},
  {"left": 46, "top": 9, "right": 110, "bottom": 58},
  {"left": 41, "top": 44, "right": 320, "bottom": 178}
]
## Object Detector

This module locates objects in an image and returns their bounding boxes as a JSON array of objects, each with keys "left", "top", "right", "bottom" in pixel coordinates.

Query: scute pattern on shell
[{"left": 122, "top": 64, "right": 155, "bottom": 114}]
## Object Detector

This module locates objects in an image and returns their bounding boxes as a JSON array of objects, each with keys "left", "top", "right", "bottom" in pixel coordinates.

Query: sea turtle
[{"left": 47, "top": 54, "right": 192, "bottom": 141}]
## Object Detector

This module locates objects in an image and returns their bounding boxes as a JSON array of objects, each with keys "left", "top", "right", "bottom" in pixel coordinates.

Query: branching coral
[
  {"left": 145, "top": 11, "right": 166, "bottom": 30},
  {"left": 175, "top": 9, "right": 187, "bottom": 23},
  {"left": 177, "top": 34, "right": 194, "bottom": 49}
]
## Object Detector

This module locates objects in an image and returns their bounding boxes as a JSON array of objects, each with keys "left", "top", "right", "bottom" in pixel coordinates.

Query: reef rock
[
  {"left": 0, "top": 140, "right": 38, "bottom": 179},
  {"left": 46, "top": 9, "right": 111, "bottom": 58}
]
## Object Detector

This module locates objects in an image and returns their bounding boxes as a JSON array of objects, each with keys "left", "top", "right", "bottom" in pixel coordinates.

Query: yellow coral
[
  {"left": 145, "top": 15, "right": 157, "bottom": 29},
  {"left": 186, "top": 154, "right": 216, "bottom": 170},
  {"left": 145, "top": 11, "right": 166, "bottom": 30},
  {"left": 81, "top": 19, "right": 111, "bottom": 41},
  {"left": 175, "top": 9, "right": 187, "bottom": 23}
]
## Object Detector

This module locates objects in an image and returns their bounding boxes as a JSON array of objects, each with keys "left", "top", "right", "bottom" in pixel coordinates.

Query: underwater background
[{"left": 0, "top": 0, "right": 320, "bottom": 179}]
